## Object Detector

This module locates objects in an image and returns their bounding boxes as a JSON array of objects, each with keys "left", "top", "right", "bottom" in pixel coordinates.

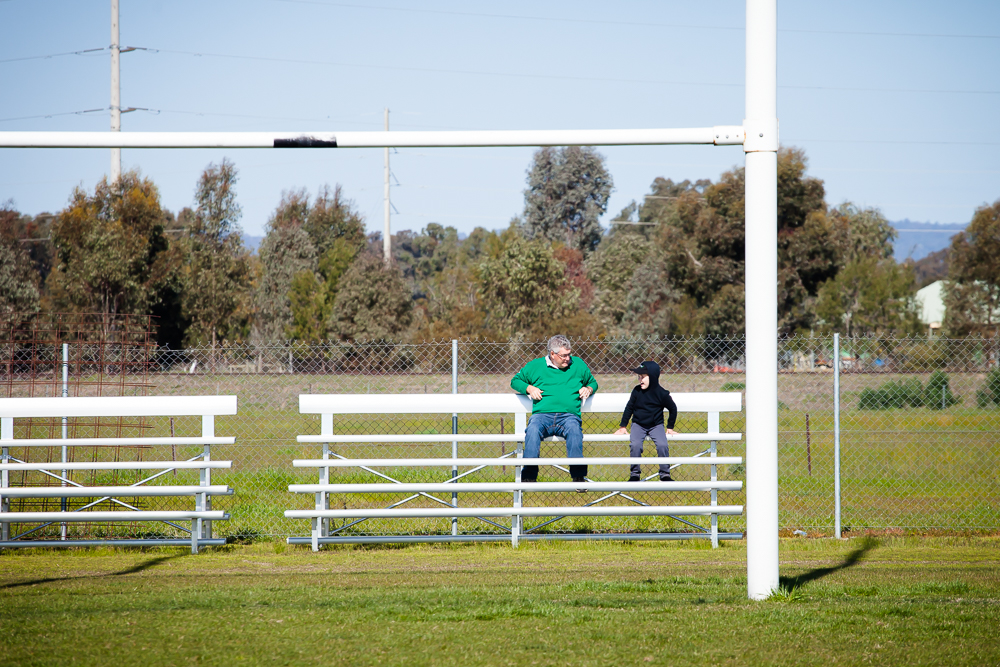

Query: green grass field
[{"left": 1, "top": 537, "right": 998, "bottom": 666}]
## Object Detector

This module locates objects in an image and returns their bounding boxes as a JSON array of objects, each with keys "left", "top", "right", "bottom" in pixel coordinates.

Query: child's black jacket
[{"left": 619, "top": 361, "right": 678, "bottom": 429}]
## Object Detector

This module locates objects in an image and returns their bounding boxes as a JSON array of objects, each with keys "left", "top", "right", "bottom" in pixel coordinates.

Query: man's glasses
[{"left": 552, "top": 351, "right": 572, "bottom": 358}]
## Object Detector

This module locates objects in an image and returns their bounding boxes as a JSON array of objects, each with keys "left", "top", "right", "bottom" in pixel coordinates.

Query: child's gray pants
[{"left": 629, "top": 423, "right": 671, "bottom": 479}]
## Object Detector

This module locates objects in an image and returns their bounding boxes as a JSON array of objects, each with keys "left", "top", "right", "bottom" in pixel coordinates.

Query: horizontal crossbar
[
  {"left": 286, "top": 506, "right": 742, "bottom": 519},
  {"left": 289, "top": 481, "right": 743, "bottom": 493},
  {"left": 0, "top": 538, "right": 228, "bottom": 548},
  {"left": 0, "top": 395, "right": 237, "bottom": 418},
  {"left": 287, "top": 533, "right": 744, "bottom": 545},
  {"left": 0, "top": 485, "right": 232, "bottom": 498},
  {"left": 0, "top": 511, "right": 229, "bottom": 522},
  {"left": 1, "top": 437, "right": 235, "bottom": 447},
  {"left": 297, "top": 433, "right": 741, "bottom": 443},
  {"left": 300, "top": 391, "right": 742, "bottom": 415},
  {"left": 293, "top": 456, "right": 741, "bottom": 467},
  {"left": 0, "top": 127, "right": 745, "bottom": 149},
  {"left": 0, "top": 461, "right": 232, "bottom": 471}
]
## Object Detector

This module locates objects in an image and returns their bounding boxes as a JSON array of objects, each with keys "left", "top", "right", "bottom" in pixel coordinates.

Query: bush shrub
[
  {"left": 860, "top": 372, "right": 960, "bottom": 410},
  {"left": 976, "top": 367, "right": 1000, "bottom": 408},
  {"left": 924, "top": 370, "right": 960, "bottom": 409},
  {"left": 859, "top": 378, "right": 924, "bottom": 409}
]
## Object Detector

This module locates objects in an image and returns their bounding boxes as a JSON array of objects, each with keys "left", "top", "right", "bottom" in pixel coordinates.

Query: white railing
[
  {"left": 0, "top": 395, "right": 238, "bottom": 553},
  {"left": 286, "top": 392, "right": 743, "bottom": 550}
]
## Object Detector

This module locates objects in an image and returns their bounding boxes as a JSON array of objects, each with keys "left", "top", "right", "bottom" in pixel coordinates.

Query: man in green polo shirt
[{"left": 510, "top": 334, "right": 599, "bottom": 485}]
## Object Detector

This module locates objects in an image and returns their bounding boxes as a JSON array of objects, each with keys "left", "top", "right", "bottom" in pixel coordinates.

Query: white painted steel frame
[
  {"left": 0, "top": 127, "right": 745, "bottom": 149},
  {"left": 0, "top": 395, "right": 238, "bottom": 553},
  {"left": 291, "top": 392, "right": 743, "bottom": 550},
  {"left": 296, "top": 434, "right": 740, "bottom": 443},
  {"left": 299, "top": 392, "right": 742, "bottom": 415},
  {"left": 0, "top": 461, "right": 232, "bottom": 471},
  {"left": 0, "top": 485, "right": 233, "bottom": 497},
  {"left": 744, "top": 0, "right": 780, "bottom": 600},
  {"left": 0, "top": 395, "right": 238, "bottom": 418},
  {"left": 1, "top": 511, "right": 228, "bottom": 522},
  {"left": 1, "top": 437, "right": 235, "bottom": 447},
  {"left": 288, "top": 506, "right": 743, "bottom": 520},
  {"left": 290, "top": 481, "right": 743, "bottom": 493},
  {"left": 0, "top": 0, "right": 778, "bottom": 598},
  {"left": 293, "top": 457, "right": 743, "bottom": 467}
]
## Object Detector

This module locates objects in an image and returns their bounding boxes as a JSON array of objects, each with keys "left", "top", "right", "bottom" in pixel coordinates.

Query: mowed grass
[{"left": 1, "top": 537, "right": 998, "bottom": 666}]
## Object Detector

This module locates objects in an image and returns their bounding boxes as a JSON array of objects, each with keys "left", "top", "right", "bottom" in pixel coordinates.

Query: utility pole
[
  {"left": 383, "top": 108, "right": 391, "bottom": 263},
  {"left": 110, "top": 0, "right": 121, "bottom": 182}
]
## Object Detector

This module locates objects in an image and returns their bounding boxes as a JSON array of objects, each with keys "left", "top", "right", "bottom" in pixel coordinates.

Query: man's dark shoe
[
  {"left": 660, "top": 474, "right": 673, "bottom": 483},
  {"left": 572, "top": 477, "right": 587, "bottom": 493},
  {"left": 521, "top": 477, "right": 537, "bottom": 484},
  {"left": 628, "top": 475, "right": 641, "bottom": 482}
]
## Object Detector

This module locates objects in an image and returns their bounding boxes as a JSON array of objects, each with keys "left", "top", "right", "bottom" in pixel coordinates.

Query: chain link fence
[{"left": 4, "top": 336, "right": 999, "bottom": 541}]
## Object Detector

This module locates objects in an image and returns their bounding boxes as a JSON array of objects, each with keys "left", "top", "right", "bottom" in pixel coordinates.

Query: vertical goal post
[{"left": 0, "top": 0, "right": 779, "bottom": 600}]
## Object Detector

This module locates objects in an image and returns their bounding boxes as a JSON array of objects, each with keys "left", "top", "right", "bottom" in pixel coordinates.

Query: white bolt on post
[{"left": 744, "top": 0, "right": 780, "bottom": 601}]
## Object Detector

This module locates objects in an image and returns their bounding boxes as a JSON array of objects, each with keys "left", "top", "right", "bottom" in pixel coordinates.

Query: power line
[
  {"left": 0, "top": 108, "right": 106, "bottom": 123},
  {"left": 141, "top": 48, "right": 1000, "bottom": 96},
  {"left": 0, "top": 47, "right": 107, "bottom": 64},
  {"left": 4, "top": 43, "right": 998, "bottom": 95},
  {"left": 0, "top": 45, "right": 152, "bottom": 65}
]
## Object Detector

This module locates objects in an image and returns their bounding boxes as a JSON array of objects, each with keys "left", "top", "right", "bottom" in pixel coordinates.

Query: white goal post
[{"left": 0, "top": 0, "right": 780, "bottom": 600}]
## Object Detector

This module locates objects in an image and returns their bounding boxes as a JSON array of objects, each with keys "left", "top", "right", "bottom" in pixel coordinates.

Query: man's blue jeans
[{"left": 521, "top": 412, "right": 587, "bottom": 481}]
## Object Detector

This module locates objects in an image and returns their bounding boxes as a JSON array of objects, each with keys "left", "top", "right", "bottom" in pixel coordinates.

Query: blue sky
[{"left": 1, "top": 0, "right": 998, "bottom": 239}]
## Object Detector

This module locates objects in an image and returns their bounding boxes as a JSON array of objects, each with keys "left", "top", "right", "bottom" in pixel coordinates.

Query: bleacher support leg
[
  {"left": 321, "top": 415, "right": 333, "bottom": 539},
  {"left": 512, "top": 413, "right": 526, "bottom": 548},
  {"left": 1, "top": 419, "right": 10, "bottom": 543},
  {"left": 201, "top": 416, "right": 214, "bottom": 540}
]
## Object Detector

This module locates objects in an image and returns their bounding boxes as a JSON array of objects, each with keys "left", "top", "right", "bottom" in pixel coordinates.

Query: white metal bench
[
  {"left": 0, "top": 395, "right": 238, "bottom": 553},
  {"left": 286, "top": 392, "right": 743, "bottom": 550}
]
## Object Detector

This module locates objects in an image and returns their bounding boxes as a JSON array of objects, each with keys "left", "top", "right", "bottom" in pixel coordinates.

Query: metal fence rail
[{"left": 2, "top": 335, "right": 998, "bottom": 540}]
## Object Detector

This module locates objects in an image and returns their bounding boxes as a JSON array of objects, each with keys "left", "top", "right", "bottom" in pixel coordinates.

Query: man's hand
[
  {"left": 579, "top": 386, "right": 593, "bottom": 400},
  {"left": 614, "top": 426, "right": 628, "bottom": 436},
  {"left": 665, "top": 428, "right": 677, "bottom": 436},
  {"left": 526, "top": 385, "right": 543, "bottom": 401}
]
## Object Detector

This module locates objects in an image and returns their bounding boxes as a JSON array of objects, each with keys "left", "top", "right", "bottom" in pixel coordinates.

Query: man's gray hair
[{"left": 547, "top": 335, "right": 572, "bottom": 355}]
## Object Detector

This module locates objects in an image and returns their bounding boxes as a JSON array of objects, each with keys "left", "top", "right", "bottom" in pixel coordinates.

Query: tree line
[{"left": 2, "top": 147, "right": 998, "bottom": 347}]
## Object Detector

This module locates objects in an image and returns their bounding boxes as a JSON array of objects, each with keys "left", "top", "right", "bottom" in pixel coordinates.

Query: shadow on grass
[
  {"left": 0, "top": 553, "right": 186, "bottom": 590},
  {"left": 779, "top": 537, "right": 878, "bottom": 593}
]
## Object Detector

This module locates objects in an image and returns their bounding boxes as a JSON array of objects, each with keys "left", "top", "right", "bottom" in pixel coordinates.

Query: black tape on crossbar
[{"left": 273, "top": 136, "right": 338, "bottom": 148}]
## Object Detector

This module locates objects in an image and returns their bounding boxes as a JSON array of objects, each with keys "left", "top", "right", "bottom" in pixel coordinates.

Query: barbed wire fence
[{"left": 3, "top": 335, "right": 999, "bottom": 540}]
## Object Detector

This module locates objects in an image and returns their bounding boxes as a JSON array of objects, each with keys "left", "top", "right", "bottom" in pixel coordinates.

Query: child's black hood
[{"left": 639, "top": 361, "right": 661, "bottom": 388}]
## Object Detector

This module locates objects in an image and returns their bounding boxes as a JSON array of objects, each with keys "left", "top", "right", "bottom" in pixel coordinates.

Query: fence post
[
  {"left": 451, "top": 340, "right": 458, "bottom": 536},
  {"left": 833, "top": 333, "right": 842, "bottom": 539},
  {"left": 1, "top": 417, "right": 10, "bottom": 543},
  {"left": 61, "top": 343, "right": 68, "bottom": 541}
]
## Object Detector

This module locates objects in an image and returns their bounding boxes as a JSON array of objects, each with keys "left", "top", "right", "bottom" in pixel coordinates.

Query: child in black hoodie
[{"left": 614, "top": 361, "right": 678, "bottom": 482}]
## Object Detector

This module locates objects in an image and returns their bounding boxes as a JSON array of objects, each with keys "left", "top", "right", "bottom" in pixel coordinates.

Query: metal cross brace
[
  {"left": 5, "top": 453, "right": 209, "bottom": 540},
  {"left": 524, "top": 447, "right": 716, "bottom": 535},
  {"left": 325, "top": 451, "right": 519, "bottom": 536}
]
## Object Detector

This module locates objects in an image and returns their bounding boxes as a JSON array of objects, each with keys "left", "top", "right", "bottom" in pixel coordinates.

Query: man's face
[
  {"left": 638, "top": 373, "right": 650, "bottom": 389},
  {"left": 550, "top": 347, "right": 572, "bottom": 369}
]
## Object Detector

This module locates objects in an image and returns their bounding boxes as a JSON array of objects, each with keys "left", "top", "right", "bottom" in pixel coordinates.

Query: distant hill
[
  {"left": 891, "top": 220, "right": 965, "bottom": 262},
  {"left": 244, "top": 235, "right": 264, "bottom": 255},
  {"left": 908, "top": 247, "right": 950, "bottom": 288}
]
